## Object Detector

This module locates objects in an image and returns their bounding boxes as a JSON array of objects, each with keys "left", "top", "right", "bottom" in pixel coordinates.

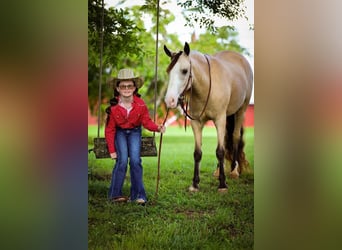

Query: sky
[{"left": 105, "top": 0, "right": 254, "bottom": 103}]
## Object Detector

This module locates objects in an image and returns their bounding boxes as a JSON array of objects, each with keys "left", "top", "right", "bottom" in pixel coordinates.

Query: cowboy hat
[{"left": 110, "top": 68, "right": 144, "bottom": 89}]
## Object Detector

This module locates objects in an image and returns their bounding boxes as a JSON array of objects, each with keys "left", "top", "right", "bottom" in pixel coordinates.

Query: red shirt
[{"left": 105, "top": 95, "right": 159, "bottom": 154}]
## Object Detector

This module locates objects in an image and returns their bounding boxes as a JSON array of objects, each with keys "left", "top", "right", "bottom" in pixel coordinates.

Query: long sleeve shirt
[{"left": 105, "top": 95, "right": 159, "bottom": 154}]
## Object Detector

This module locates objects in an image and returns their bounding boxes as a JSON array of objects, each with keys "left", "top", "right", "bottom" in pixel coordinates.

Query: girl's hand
[
  {"left": 110, "top": 152, "right": 117, "bottom": 159},
  {"left": 158, "top": 125, "right": 166, "bottom": 133}
]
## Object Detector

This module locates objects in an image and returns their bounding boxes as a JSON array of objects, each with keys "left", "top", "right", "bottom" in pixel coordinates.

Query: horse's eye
[{"left": 182, "top": 69, "right": 188, "bottom": 75}]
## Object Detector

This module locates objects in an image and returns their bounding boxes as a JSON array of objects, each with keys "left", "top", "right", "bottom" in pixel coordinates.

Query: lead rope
[{"left": 154, "top": 108, "right": 169, "bottom": 201}]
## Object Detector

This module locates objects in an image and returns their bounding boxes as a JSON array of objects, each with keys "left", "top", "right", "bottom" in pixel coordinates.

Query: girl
[{"left": 105, "top": 69, "right": 165, "bottom": 205}]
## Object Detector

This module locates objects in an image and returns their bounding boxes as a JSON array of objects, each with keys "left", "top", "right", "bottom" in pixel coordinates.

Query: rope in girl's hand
[{"left": 154, "top": 108, "right": 170, "bottom": 201}]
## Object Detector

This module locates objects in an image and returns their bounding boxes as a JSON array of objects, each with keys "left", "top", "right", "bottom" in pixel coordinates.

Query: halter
[
  {"left": 178, "top": 60, "right": 193, "bottom": 101},
  {"left": 179, "top": 54, "right": 212, "bottom": 122}
]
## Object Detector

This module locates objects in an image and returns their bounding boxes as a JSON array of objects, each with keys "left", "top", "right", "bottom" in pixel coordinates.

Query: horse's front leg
[
  {"left": 215, "top": 116, "right": 228, "bottom": 191},
  {"left": 189, "top": 120, "right": 203, "bottom": 192}
]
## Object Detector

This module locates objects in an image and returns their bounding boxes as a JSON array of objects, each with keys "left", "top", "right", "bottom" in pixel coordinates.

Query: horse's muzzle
[{"left": 165, "top": 95, "right": 178, "bottom": 108}]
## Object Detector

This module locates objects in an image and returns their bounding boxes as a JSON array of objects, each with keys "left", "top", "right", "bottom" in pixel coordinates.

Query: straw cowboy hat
[{"left": 110, "top": 68, "right": 144, "bottom": 89}]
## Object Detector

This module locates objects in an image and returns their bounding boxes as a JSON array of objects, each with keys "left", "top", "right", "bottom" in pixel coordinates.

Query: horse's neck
[{"left": 191, "top": 53, "right": 210, "bottom": 92}]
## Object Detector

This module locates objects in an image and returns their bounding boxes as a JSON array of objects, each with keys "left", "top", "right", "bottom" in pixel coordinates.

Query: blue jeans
[{"left": 108, "top": 127, "right": 147, "bottom": 201}]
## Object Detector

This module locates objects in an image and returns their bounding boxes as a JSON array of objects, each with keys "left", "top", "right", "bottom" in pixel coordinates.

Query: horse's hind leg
[
  {"left": 229, "top": 110, "right": 247, "bottom": 179},
  {"left": 189, "top": 120, "right": 203, "bottom": 192}
]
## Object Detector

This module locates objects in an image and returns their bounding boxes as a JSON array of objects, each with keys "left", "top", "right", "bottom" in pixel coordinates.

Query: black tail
[
  {"left": 224, "top": 115, "right": 248, "bottom": 173},
  {"left": 225, "top": 115, "right": 235, "bottom": 164}
]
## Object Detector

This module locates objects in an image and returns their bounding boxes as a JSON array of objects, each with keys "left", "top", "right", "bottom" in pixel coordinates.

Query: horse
[{"left": 163, "top": 42, "right": 253, "bottom": 192}]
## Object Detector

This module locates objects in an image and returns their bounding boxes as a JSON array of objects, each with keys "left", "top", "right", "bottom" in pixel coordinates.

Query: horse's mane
[
  {"left": 166, "top": 50, "right": 208, "bottom": 75},
  {"left": 166, "top": 51, "right": 183, "bottom": 74}
]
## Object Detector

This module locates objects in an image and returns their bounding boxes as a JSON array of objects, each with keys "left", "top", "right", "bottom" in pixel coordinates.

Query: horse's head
[{"left": 164, "top": 42, "right": 191, "bottom": 109}]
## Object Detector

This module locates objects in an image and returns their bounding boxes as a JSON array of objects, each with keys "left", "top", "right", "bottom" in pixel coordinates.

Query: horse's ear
[
  {"left": 164, "top": 45, "right": 172, "bottom": 58},
  {"left": 184, "top": 42, "right": 190, "bottom": 56}
]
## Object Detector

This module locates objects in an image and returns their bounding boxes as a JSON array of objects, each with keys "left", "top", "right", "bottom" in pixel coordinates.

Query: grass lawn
[{"left": 88, "top": 125, "right": 254, "bottom": 249}]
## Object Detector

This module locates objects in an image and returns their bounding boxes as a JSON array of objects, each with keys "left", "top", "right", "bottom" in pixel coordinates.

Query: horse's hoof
[
  {"left": 230, "top": 162, "right": 240, "bottom": 179},
  {"left": 218, "top": 188, "right": 228, "bottom": 193},
  {"left": 189, "top": 186, "right": 199, "bottom": 192},
  {"left": 229, "top": 171, "right": 239, "bottom": 179}
]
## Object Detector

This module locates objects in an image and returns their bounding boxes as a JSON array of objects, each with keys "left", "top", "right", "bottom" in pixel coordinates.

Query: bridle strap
[
  {"left": 179, "top": 54, "right": 212, "bottom": 121},
  {"left": 200, "top": 54, "right": 212, "bottom": 117},
  {"left": 179, "top": 60, "right": 196, "bottom": 121}
]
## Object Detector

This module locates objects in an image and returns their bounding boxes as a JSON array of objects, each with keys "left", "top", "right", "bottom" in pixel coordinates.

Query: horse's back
[
  {"left": 211, "top": 51, "right": 253, "bottom": 113},
  {"left": 214, "top": 51, "right": 253, "bottom": 81}
]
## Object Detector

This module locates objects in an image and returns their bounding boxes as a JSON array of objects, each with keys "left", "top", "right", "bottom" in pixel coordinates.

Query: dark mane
[{"left": 166, "top": 51, "right": 183, "bottom": 74}]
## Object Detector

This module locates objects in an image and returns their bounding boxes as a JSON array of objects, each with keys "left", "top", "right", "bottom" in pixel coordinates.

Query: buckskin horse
[{"left": 164, "top": 42, "right": 253, "bottom": 192}]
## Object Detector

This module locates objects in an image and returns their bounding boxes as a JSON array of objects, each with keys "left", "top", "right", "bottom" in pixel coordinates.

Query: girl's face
[{"left": 117, "top": 80, "right": 136, "bottom": 98}]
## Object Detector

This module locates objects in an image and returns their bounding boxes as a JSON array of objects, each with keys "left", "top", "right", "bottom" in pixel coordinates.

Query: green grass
[{"left": 88, "top": 125, "right": 254, "bottom": 249}]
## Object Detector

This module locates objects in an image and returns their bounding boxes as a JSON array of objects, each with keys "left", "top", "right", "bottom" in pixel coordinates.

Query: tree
[
  {"left": 179, "top": 0, "right": 248, "bottom": 32},
  {"left": 88, "top": 0, "right": 250, "bottom": 126},
  {"left": 191, "top": 26, "right": 250, "bottom": 56},
  {"left": 88, "top": 0, "right": 178, "bottom": 124},
  {"left": 88, "top": 0, "right": 145, "bottom": 115}
]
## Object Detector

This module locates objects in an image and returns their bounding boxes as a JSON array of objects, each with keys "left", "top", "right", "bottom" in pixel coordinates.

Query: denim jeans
[{"left": 108, "top": 126, "right": 147, "bottom": 201}]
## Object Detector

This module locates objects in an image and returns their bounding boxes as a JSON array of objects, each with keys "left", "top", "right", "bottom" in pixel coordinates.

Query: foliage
[
  {"left": 189, "top": 26, "right": 251, "bottom": 56},
  {"left": 88, "top": 0, "right": 174, "bottom": 119},
  {"left": 179, "top": 0, "right": 248, "bottom": 32},
  {"left": 88, "top": 126, "right": 254, "bottom": 249},
  {"left": 88, "top": 0, "right": 146, "bottom": 114},
  {"left": 88, "top": 0, "right": 251, "bottom": 126}
]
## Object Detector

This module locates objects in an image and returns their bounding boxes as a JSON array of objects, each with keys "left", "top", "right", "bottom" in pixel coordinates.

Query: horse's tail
[{"left": 224, "top": 115, "right": 249, "bottom": 173}]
